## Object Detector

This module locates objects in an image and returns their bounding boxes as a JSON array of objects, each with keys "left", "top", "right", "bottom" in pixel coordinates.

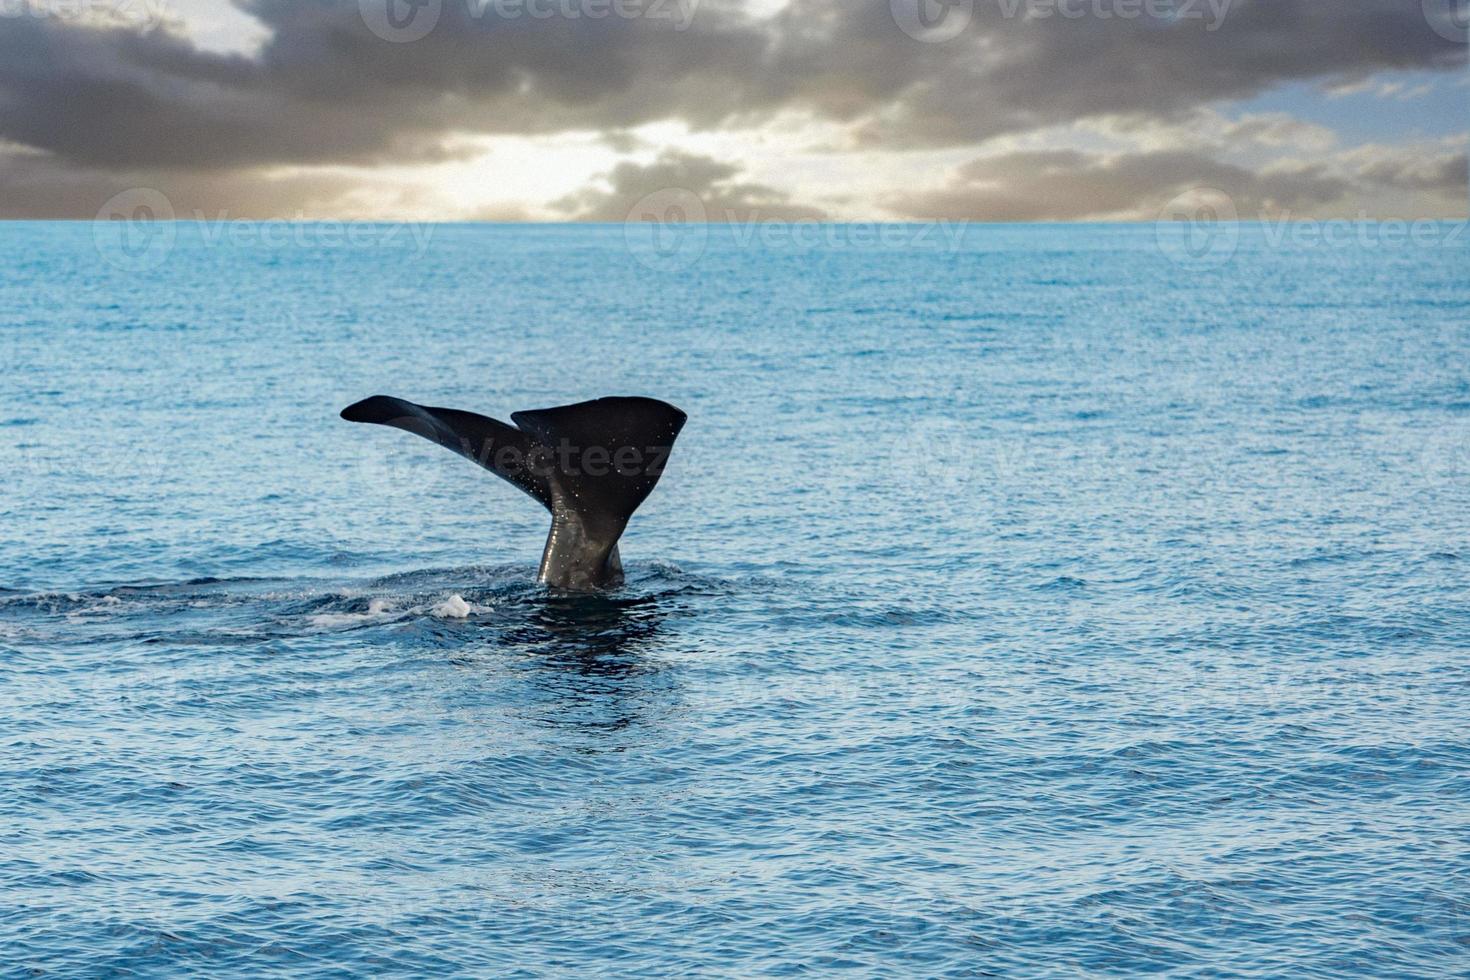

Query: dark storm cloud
[
  {"left": 0, "top": 0, "right": 773, "bottom": 169},
  {"left": 0, "top": 0, "right": 1461, "bottom": 172}
]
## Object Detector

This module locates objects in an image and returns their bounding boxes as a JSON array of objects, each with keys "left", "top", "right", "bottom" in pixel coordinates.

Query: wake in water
[{"left": 0, "top": 563, "right": 735, "bottom": 654}]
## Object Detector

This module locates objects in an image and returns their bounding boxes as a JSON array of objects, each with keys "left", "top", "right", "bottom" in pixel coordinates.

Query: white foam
[
  {"left": 308, "top": 594, "right": 475, "bottom": 629},
  {"left": 309, "top": 597, "right": 395, "bottom": 629},
  {"left": 431, "top": 595, "right": 473, "bottom": 620},
  {"left": 66, "top": 594, "right": 127, "bottom": 620}
]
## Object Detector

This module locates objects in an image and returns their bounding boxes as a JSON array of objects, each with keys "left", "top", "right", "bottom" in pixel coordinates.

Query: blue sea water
[{"left": 1, "top": 220, "right": 1467, "bottom": 977}]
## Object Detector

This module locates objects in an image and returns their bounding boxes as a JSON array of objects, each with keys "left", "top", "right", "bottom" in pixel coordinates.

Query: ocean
[{"left": 2, "top": 220, "right": 1467, "bottom": 976}]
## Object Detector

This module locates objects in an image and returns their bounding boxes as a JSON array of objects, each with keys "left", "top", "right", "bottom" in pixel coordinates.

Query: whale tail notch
[{"left": 341, "top": 394, "right": 687, "bottom": 590}]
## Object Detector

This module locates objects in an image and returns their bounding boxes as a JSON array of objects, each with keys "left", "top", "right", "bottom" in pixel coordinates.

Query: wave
[{"left": 0, "top": 562, "right": 744, "bottom": 657}]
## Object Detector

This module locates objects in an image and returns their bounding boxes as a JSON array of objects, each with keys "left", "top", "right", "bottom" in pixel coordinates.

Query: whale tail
[{"left": 341, "top": 395, "right": 687, "bottom": 590}]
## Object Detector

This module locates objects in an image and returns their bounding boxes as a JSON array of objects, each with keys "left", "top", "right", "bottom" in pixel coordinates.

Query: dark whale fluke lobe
[{"left": 341, "top": 396, "right": 687, "bottom": 591}]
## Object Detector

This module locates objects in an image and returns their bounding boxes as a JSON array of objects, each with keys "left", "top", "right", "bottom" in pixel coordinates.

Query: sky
[{"left": 0, "top": 0, "right": 1464, "bottom": 221}]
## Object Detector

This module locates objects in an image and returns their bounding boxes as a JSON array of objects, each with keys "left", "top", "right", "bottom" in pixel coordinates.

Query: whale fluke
[
  {"left": 341, "top": 395, "right": 553, "bottom": 508},
  {"left": 341, "top": 395, "right": 687, "bottom": 591}
]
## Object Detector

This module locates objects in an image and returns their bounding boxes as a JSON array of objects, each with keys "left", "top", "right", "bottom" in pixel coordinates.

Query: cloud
[
  {"left": 828, "top": 0, "right": 1465, "bottom": 148},
  {"left": 0, "top": 0, "right": 1461, "bottom": 173},
  {"left": 1219, "top": 114, "right": 1339, "bottom": 153},
  {"left": 890, "top": 134, "right": 1469, "bottom": 222},
  {"left": 0, "top": 156, "right": 312, "bottom": 220},
  {"left": 1346, "top": 142, "right": 1468, "bottom": 194},
  {"left": 1329, "top": 77, "right": 1440, "bottom": 101},
  {"left": 0, "top": 148, "right": 443, "bottom": 219},
  {"left": 0, "top": 1, "right": 776, "bottom": 170},
  {"left": 553, "top": 149, "right": 827, "bottom": 220},
  {"left": 0, "top": 0, "right": 1460, "bottom": 218},
  {"left": 888, "top": 148, "right": 1351, "bottom": 221}
]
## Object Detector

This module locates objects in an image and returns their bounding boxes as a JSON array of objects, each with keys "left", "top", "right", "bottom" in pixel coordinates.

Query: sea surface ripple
[{"left": 1, "top": 223, "right": 1467, "bottom": 976}]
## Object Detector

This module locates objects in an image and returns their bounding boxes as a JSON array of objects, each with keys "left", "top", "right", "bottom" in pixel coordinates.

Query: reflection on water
[
  {"left": 453, "top": 582, "right": 680, "bottom": 738},
  {"left": 535, "top": 594, "right": 668, "bottom": 736},
  {"left": 527, "top": 592, "right": 667, "bottom": 664}
]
